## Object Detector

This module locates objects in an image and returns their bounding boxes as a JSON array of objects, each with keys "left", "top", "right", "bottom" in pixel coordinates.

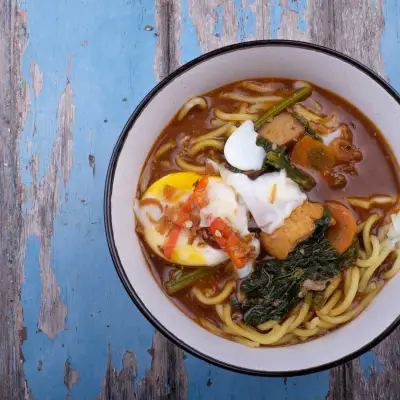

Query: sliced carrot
[
  {"left": 269, "top": 184, "right": 277, "bottom": 204},
  {"left": 164, "top": 225, "right": 182, "bottom": 258},
  {"left": 291, "top": 136, "right": 335, "bottom": 171},
  {"left": 325, "top": 201, "right": 357, "bottom": 254},
  {"left": 209, "top": 217, "right": 251, "bottom": 269}
]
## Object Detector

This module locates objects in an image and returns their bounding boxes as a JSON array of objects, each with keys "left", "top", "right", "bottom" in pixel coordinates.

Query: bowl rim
[{"left": 104, "top": 39, "right": 400, "bottom": 377}]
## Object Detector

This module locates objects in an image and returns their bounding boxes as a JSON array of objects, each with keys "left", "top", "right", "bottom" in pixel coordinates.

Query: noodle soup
[{"left": 134, "top": 78, "right": 400, "bottom": 348}]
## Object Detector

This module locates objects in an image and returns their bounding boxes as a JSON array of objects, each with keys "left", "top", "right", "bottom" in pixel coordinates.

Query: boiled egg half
[{"left": 134, "top": 171, "right": 257, "bottom": 268}]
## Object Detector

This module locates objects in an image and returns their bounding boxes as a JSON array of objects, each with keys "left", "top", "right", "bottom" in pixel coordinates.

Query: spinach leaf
[{"left": 240, "top": 209, "right": 358, "bottom": 326}]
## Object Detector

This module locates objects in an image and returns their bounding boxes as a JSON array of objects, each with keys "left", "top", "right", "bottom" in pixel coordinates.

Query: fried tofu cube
[
  {"left": 260, "top": 201, "right": 324, "bottom": 260},
  {"left": 258, "top": 112, "right": 305, "bottom": 146}
]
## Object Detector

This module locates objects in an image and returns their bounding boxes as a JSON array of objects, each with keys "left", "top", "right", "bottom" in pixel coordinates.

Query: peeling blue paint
[
  {"left": 381, "top": 0, "right": 400, "bottom": 90},
  {"left": 235, "top": 0, "right": 257, "bottom": 42},
  {"left": 359, "top": 352, "right": 383, "bottom": 382},
  {"left": 180, "top": 0, "right": 202, "bottom": 64},
  {"left": 288, "top": 0, "right": 308, "bottom": 33},
  {"left": 213, "top": 5, "right": 223, "bottom": 39},
  {"left": 270, "top": 0, "right": 284, "bottom": 39},
  {"left": 20, "top": 0, "right": 158, "bottom": 398}
]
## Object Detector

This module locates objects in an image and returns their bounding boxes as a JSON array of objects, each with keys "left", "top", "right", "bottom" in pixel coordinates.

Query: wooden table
[{"left": 2, "top": 0, "right": 400, "bottom": 399}]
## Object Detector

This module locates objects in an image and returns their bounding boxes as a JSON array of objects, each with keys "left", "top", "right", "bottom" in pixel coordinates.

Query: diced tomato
[{"left": 209, "top": 217, "right": 251, "bottom": 269}]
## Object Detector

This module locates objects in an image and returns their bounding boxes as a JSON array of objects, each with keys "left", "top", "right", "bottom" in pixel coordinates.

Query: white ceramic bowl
[{"left": 105, "top": 40, "right": 400, "bottom": 376}]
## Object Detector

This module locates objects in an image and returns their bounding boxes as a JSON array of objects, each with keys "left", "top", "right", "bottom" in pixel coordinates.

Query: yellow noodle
[
  {"left": 257, "top": 320, "right": 278, "bottom": 332},
  {"left": 221, "top": 325, "right": 237, "bottom": 335},
  {"left": 228, "top": 126, "right": 237, "bottom": 135},
  {"left": 238, "top": 321, "right": 262, "bottom": 334},
  {"left": 363, "top": 214, "right": 381, "bottom": 256},
  {"left": 155, "top": 141, "right": 175, "bottom": 158},
  {"left": 343, "top": 268, "right": 352, "bottom": 296},
  {"left": 306, "top": 317, "right": 320, "bottom": 330},
  {"left": 273, "top": 333, "right": 297, "bottom": 346},
  {"left": 324, "top": 276, "right": 341, "bottom": 299},
  {"left": 383, "top": 250, "right": 400, "bottom": 279},
  {"left": 192, "top": 123, "right": 233, "bottom": 144},
  {"left": 215, "top": 304, "right": 224, "bottom": 321},
  {"left": 247, "top": 103, "right": 273, "bottom": 114},
  {"left": 306, "top": 317, "right": 335, "bottom": 330},
  {"left": 198, "top": 318, "right": 225, "bottom": 336},
  {"left": 176, "top": 154, "right": 206, "bottom": 174},
  {"left": 317, "top": 283, "right": 383, "bottom": 325},
  {"left": 241, "top": 81, "right": 275, "bottom": 93},
  {"left": 188, "top": 139, "right": 225, "bottom": 157},
  {"left": 288, "top": 294, "right": 312, "bottom": 332},
  {"left": 358, "top": 246, "right": 392, "bottom": 292},
  {"left": 220, "top": 92, "right": 283, "bottom": 104},
  {"left": 303, "top": 311, "right": 314, "bottom": 323},
  {"left": 232, "top": 336, "right": 260, "bottom": 348},
  {"left": 293, "top": 327, "right": 320, "bottom": 337},
  {"left": 319, "top": 290, "right": 342, "bottom": 314},
  {"left": 214, "top": 108, "right": 258, "bottom": 122},
  {"left": 210, "top": 118, "right": 225, "bottom": 127},
  {"left": 364, "top": 281, "right": 377, "bottom": 294},
  {"left": 317, "top": 320, "right": 335, "bottom": 329},
  {"left": 177, "top": 96, "right": 207, "bottom": 121},
  {"left": 347, "top": 197, "right": 371, "bottom": 209},
  {"left": 193, "top": 280, "right": 236, "bottom": 306},
  {"left": 293, "top": 80, "right": 311, "bottom": 90},
  {"left": 357, "top": 221, "right": 366, "bottom": 234},
  {"left": 330, "top": 267, "right": 360, "bottom": 316},
  {"left": 222, "top": 304, "right": 295, "bottom": 345},
  {"left": 358, "top": 249, "right": 367, "bottom": 260},
  {"left": 348, "top": 195, "right": 395, "bottom": 210},
  {"left": 357, "top": 236, "right": 380, "bottom": 268},
  {"left": 238, "top": 103, "right": 248, "bottom": 113}
]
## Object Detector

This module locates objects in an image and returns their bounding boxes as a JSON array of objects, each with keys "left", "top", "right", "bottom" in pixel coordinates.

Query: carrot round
[
  {"left": 291, "top": 136, "right": 335, "bottom": 171},
  {"left": 325, "top": 201, "right": 357, "bottom": 254}
]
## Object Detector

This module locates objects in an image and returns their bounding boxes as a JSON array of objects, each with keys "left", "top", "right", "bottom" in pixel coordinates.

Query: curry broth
[{"left": 136, "top": 78, "right": 400, "bottom": 335}]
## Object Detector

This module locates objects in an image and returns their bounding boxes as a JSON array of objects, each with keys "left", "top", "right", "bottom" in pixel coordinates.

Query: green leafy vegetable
[
  {"left": 251, "top": 87, "right": 316, "bottom": 191},
  {"left": 254, "top": 86, "right": 312, "bottom": 131},
  {"left": 240, "top": 210, "right": 358, "bottom": 326},
  {"left": 295, "top": 115, "right": 323, "bottom": 143},
  {"left": 256, "top": 137, "right": 316, "bottom": 191},
  {"left": 165, "top": 267, "right": 219, "bottom": 295}
]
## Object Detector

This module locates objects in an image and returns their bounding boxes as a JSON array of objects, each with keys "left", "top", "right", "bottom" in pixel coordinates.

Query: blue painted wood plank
[
  {"left": 20, "top": 0, "right": 158, "bottom": 398},
  {"left": 19, "top": 0, "right": 400, "bottom": 398}
]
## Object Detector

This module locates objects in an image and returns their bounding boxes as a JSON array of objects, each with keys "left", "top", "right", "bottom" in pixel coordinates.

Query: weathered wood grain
[
  {"left": 0, "top": 1, "right": 32, "bottom": 399},
  {"left": 29, "top": 59, "right": 43, "bottom": 99},
  {"left": 137, "top": 331, "right": 188, "bottom": 399},
  {"left": 98, "top": 346, "right": 138, "bottom": 400},
  {"left": 188, "top": 0, "right": 238, "bottom": 53},
  {"left": 23, "top": 58, "right": 73, "bottom": 340},
  {"left": 64, "top": 359, "right": 79, "bottom": 391},
  {"left": 154, "top": 0, "right": 181, "bottom": 81}
]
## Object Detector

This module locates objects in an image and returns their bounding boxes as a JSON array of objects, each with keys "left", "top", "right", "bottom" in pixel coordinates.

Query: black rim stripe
[{"left": 104, "top": 39, "right": 400, "bottom": 377}]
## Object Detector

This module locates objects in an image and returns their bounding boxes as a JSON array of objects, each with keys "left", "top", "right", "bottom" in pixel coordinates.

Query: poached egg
[
  {"left": 220, "top": 165, "right": 307, "bottom": 234},
  {"left": 224, "top": 120, "right": 266, "bottom": 171}
]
